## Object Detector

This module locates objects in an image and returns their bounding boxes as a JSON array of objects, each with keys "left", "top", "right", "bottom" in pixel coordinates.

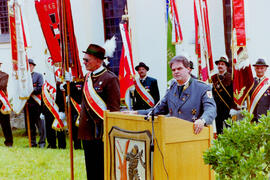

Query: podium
[{"left": 104, "top": 111, "right": 214, "bottom": 180}]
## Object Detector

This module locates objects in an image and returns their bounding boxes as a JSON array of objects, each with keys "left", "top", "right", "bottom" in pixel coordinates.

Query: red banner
[
  {"left": 9, "top": 6, "right": 18, "bottom": 71},
  {"left": 35, "top": 0, "right": 61, "bottom": 63},
  {"left": 232, "top": 0, "right": 253, "bottom": 107},
  {"left": 62, "top": 0, "right": 83, "bottom": 80},
  {"left": 232, "top": 0, "right": 246, "bottom": 46}
]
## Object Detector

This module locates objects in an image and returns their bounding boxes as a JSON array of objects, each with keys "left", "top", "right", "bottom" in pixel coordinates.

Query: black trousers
[
  {"left": 0, "top": 113, "right": 13, "bottom": 146},
  {"left": 45, "top": 112, "right": 66, "bottom": 149},
  {"left": 82, "top": 139, "right": 104, "bottom": 180},
  {"left": 72, "top": 114, "right": 81, "bottom": 149},
  {"left": 27, "top": 104, "right": 46, "bottom": 147}
]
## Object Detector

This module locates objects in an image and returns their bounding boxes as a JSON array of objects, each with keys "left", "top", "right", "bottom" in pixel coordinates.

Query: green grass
[{"left": 0, "top": 129, "right": 86, "bottom": 179}]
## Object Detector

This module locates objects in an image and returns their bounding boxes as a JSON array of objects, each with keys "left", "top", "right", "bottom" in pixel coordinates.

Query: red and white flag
[
  {"left": 8, "top": 0, "right": 33, "bottom": 114},
  {"left": 168, "top": 0, "right": 183, "bottom": 44},
  {"left": 119, "top": 22, "right": 155, "bottom": 108},
  {"left": 119, "top": 22, "right": 135, "bottom": 110},
  {"left": 232, "top": 0, "right": 253, "bottom": 107},
  {"left": 35, "top": 0, "right": 83, "bottom": 80},
  {"left": 194, "top": 0, "right": 214, "bottom": 82}
]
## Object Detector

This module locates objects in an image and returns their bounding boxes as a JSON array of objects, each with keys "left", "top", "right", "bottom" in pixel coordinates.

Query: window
[
  {"left": 0, "top": 0, "right": 9, "bottom": 43},
  {"left": 103, "top": 0, "right": 127, "bottom": 76}
]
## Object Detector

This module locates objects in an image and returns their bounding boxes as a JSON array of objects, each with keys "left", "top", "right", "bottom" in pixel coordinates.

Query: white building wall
[
  {"left": 128, "top": 0, "right": 167, "bottom": 97},
  {"left": 246, "top": 0, "right": 270, "bottom": 77}
]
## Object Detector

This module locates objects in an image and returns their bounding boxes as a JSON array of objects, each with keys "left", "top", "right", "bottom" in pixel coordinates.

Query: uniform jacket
[
  {"left": 78, "top": 69, "right": 120, "bottom": 140},
  {"left": 28, "top": 72, "right": 43, "bottom": 106},
  {"left": 211, "top": 72, "right": 235, "bottom": 115},
  {"left": 138, "top": 78, "right": 216, "bottom": 125},
  {"left": 0, "top": 71, "right": 9, "bottom": 109},
  {"left": 133, "top": 76, "right": 160, "bottom": 110},
  {"left": 250, "top": 77, "right": 270, "bottom": 120},
  {"left": 0, "top": 71, "right": 8, "bottom": 93}
]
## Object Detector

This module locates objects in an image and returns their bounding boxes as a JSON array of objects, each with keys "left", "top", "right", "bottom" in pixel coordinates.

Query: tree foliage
[{"left": 203, "top": 111, "right": 270, "bottom": 179}]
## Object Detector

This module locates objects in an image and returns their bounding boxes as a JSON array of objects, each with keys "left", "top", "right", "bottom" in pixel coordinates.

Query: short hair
[{"left": 169, "top": 55, "right": 190, "bottom": 69}]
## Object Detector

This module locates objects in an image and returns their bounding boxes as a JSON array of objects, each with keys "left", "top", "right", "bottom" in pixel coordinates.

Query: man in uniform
[
  {"left": 211, "top": 55, "right": 235, "bottom": 134},
  {"left": 133, "top": 55, "right": 216, "bottom": 134},
  {"left": 133, "top": 62, "right": 160, "bottom": 110},
  {"left": 249, "top": 58, "right": 270, "bottom": 122},
  {"left": 26, "top": 59, "right": 46, "bottom": 148},
  {"left": 78, "top": 44, "right": 120, "bottom": 179},
  {"left": 0, "top": 61, "right": 13, "bottom": 147}
]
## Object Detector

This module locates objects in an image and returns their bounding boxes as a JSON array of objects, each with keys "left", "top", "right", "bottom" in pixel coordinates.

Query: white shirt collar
[
  {"left": 177, "top": 77, "right": 190, "bottom": 86},
  {"left": 140, "top": 76, "right": 147, "bottom": 81},
  {"left": 92, "top": 66, "right": 104, "bottom": 75}
]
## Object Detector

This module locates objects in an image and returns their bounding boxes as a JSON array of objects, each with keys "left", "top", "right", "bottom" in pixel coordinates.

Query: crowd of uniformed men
[{"left": 0, "top": 43, "right": 269, "bottom": 179}]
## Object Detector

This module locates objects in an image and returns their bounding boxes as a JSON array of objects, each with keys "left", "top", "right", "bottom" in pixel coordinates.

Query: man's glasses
[{"left": 83, "top": 58, "right": 90, "bottom": 63}]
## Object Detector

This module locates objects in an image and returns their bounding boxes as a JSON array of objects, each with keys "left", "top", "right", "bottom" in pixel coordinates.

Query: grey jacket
[{"left": 138, "top": 78, "right": 217, "bottom": 125}]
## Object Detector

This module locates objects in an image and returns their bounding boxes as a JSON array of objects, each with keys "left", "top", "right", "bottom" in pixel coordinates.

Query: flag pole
[
  {"left": 59, "top": 0, "right": 74, "bottom": 179},
  {"left": 25, "top": 103, "right": 32, "bottom": 147}
]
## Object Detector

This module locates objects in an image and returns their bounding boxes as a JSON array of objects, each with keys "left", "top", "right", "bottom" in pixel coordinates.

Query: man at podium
[{"left": 128, "top": 55, "right": 216, "bottom": 134}]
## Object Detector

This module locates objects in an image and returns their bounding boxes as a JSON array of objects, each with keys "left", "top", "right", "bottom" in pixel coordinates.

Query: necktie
[{"left": 178, "top": 85, "right": 184, "bottom": 98}]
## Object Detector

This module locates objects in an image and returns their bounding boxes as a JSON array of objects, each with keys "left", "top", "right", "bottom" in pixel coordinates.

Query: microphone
[
  {"left": 144, "top": 99, "right": 161, "bottom": 120},
  {"left": 144, "top": 79, "right": 176, "bottom": 120}
]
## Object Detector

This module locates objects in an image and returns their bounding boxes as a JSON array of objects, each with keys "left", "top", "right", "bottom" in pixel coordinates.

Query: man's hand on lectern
[
  {"left": 122, "top": 111, "right": 138, "bottom": 115},
  {"left": 193, "top": 119, "right": 205, "bottom": 134}
]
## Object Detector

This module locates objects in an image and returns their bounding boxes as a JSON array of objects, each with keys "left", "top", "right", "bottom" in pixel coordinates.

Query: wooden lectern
[{"left": 104, "top": 111, "right": 214, "bottom": 180}]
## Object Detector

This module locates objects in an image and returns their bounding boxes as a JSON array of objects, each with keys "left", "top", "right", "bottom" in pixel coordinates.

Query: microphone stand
[
  {"left": 144, "top": 101, "right": 160, "bottom": 180},
  {"left": 144, "top": 84, "right": 172, "bottom": 180}
]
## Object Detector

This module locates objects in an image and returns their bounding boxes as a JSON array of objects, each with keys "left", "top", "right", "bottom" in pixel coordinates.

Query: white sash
[
  {"left": 83, "top": 72, "right": 107, "bottom": 120},
  {"left": 0, "top": 90, "right": 12, "bottom": 114},
  {"left": 249, "top": 78, "right": 269, "bottom": 114},
  {"left": 134, "top": 78, "right": 155, "bottom": 107}
]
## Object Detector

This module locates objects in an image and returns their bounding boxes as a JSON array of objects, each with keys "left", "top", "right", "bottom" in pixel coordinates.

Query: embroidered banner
[{"left": 8, "top": 1, "right": 33, "bottom": 114}]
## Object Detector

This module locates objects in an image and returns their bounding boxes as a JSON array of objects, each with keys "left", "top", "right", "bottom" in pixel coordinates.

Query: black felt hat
[
  {"left": 83, "top": 44, "right": 106, "bottom": 60},
  {"left": 215, "top": 55, "right": 229, "bottom": 66},
  {"left": 135, "top": 62, "right": 149, "bottom": 71},
  {"left": 253, "top": 58, "right": 269, "bottom": 67}
]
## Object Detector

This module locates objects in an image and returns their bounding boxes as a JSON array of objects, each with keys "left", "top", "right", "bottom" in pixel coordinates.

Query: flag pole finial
[{"left": 122, "top": 5, "right": 129, "bottom": 21}]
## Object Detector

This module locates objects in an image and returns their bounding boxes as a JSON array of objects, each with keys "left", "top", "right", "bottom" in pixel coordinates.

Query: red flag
[
  {"left": 35, "top": 0, "right": 83, "bottom": 80},
  {"left": 232, "top": 0, "right": 253, "bottom": 107},
  {"left": 35, "top": 0, "right": 61, "bottom": 63},
  {"left": 61, "top": 0, "right": 83, "bottom": 80},
  {"left": 119, "top": 22, "right": 135, "bottom": 109}
]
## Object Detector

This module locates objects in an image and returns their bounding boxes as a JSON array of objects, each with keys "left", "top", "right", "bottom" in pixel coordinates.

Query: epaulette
[{"left": 197, "top": 79, "right": 209, "bottom": 85}]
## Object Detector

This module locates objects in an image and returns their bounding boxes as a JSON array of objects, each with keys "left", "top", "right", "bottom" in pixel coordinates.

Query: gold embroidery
[{"left": 234, "top": 87, "right": 246, "bottom": 100}]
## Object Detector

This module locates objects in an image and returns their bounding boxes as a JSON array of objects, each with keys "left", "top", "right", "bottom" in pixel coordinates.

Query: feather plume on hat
[{"left": 103, "top": 36, "right": 116, "bottom": 58}]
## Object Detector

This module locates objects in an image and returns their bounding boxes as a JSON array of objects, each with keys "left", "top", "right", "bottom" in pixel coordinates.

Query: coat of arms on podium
[{"left": 109, "top": 126, "right": 151, "bottom": 180}]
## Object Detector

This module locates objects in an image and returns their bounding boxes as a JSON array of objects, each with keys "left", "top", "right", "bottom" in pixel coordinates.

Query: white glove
[
  {"left": 64, "top": 71, "right": 73, "bottom": 82},
  {"left": 40, "top": 113, "right": 45, "bottom": 120},
  {"left": 59, "top": 112, "right": 66, "bottom": 121},
  {"left": 60, "top": 82, "right": 66, "bottom": 91},
  {"left": 229, "top": 109, "right": 238, "bottom": 116}
]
